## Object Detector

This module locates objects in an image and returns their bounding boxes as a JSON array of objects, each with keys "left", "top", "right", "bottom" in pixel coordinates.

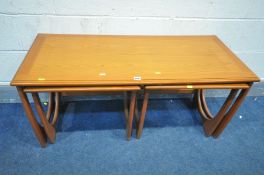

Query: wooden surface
[
  {"left": 145, "top": 83, "right": 250, "bottom": 90},
  {"left": 11, "top": 34, "right": 259, "bottom": 86},
  {"left": 23, "top": 86, "right": 141, "bottom": 92}
]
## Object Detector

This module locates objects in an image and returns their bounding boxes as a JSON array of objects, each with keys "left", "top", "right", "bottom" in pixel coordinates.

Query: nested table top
[{"left": 11, "top": 34, "right": 259, "bottom": 86}]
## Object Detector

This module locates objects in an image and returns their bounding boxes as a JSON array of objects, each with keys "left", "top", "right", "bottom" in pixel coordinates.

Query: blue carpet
[{"left": 0, "top": 97, "right": 264, "bottom": 175}]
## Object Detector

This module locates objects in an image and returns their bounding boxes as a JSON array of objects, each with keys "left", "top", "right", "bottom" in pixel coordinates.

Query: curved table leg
[
  {"left": 200, "top": 89, "right": 214, "bottom": 120},
  {"left": 46, "top": 92, "right": 54, "bottom": 121},
  {"left": 51, "top": 92, "right": 60, "bottom": 126},
  {"left": 17, "top": 89, "right": 61, "bottom": 145},
  {"left": 196, "top": 87, "right": 251, "bottom": 137},
  {"left": 32, "top": 93, "right": 56, "bottom": 143},
  {"left": 17, "top": 87, "right": 47, "bottom": 147},
  {"left": 196, "top": 90, "right": 212, "bottom": 122},
  {"left": 203, "top": 89, "right": 238, "bottom": 136},
  {"left": 212, "top": 88, "right": 250, "bottom": 138}
]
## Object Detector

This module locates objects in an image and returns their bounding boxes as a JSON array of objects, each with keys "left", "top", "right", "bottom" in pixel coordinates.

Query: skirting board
[{"left": 0, "top": 81, "right": 263, "bottom": 103}]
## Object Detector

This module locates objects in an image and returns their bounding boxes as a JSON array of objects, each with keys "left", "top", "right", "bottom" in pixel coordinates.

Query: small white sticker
[
  {"left": 38, "top": 78, "right": 45, "bottom": 81},
  {"left": 133, "top": 76, "right": 141, "bottom": 81},
  {"left": 99, "top": 72, "right": 106, "bottom": 76}
]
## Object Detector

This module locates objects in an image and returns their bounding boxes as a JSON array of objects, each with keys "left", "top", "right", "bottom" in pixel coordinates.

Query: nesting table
[{"left": 11, "top": 34, "right": 259, "bottom": 147}]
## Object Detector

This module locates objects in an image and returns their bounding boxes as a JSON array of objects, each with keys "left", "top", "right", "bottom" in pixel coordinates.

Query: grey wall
[{"left": 0, "top": 0, "right": 263, "bottom": 97}]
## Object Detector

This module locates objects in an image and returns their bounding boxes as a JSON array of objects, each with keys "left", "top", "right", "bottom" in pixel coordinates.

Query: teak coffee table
[{"left": 11, "top": 34, "right": 259, "bottom": 147}]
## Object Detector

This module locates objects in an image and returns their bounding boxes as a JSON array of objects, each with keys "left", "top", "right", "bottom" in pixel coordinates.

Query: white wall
[{"left": 1, "top": 0, "right": 264, "bottom": 84}]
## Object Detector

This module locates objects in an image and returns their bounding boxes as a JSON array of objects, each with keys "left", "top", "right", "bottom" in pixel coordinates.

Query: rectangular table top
[{"left": 11, "top": 34, "right": 259, "bottom": 86}]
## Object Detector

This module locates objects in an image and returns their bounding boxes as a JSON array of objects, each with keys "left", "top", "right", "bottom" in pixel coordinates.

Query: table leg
[
  {"left": 212, "top": 88, "right": 250, "bottom": 137},
  {"left": 136, "top": 92, "right": 149, "bottom": 139},
  {"left": 44, "top": 92, "right": 60, "bottom": 127},
  {"left": 123, "top": 92, "right": 129, "bottom": 122},
  {"left": 17, "top": 87, "right": 47, "bottom": 147},
  {"left": 126, "top": 91, "right": 137, "bottom": 140},
  {"left": 51, "top": 92, "right": 60, "bottom": 127},
  {"left": 196, "top": 87, "right": 251, "bottom": 137},
  {"left": 202, "top": 89, "right": 238, "bottom": 135},
  {"left": 134, "top": 98, "right": 140, "bottom": 127},
  {"left": 46, "top": 92, "right": 54, "bottom": 121},
  {"left": 32, "top": 93, "right": 56, "bottom": 143}
]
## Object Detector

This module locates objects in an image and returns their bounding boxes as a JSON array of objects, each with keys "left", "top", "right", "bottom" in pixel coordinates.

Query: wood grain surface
[{"left": 11, "top": 34, "right": 259, "bottom": 86}]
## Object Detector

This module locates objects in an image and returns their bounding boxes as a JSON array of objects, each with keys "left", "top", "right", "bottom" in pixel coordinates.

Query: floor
[{"left": 0, "top": 96, "right": 263, "bottom": 175}]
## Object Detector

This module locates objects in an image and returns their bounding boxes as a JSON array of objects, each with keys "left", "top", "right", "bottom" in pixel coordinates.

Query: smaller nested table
[
  {"left": 132, "top": 36, "right": 260, "bottom": 139},
  {"left": 11, "top": 34, "right": 143, "bottom": 147}
]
